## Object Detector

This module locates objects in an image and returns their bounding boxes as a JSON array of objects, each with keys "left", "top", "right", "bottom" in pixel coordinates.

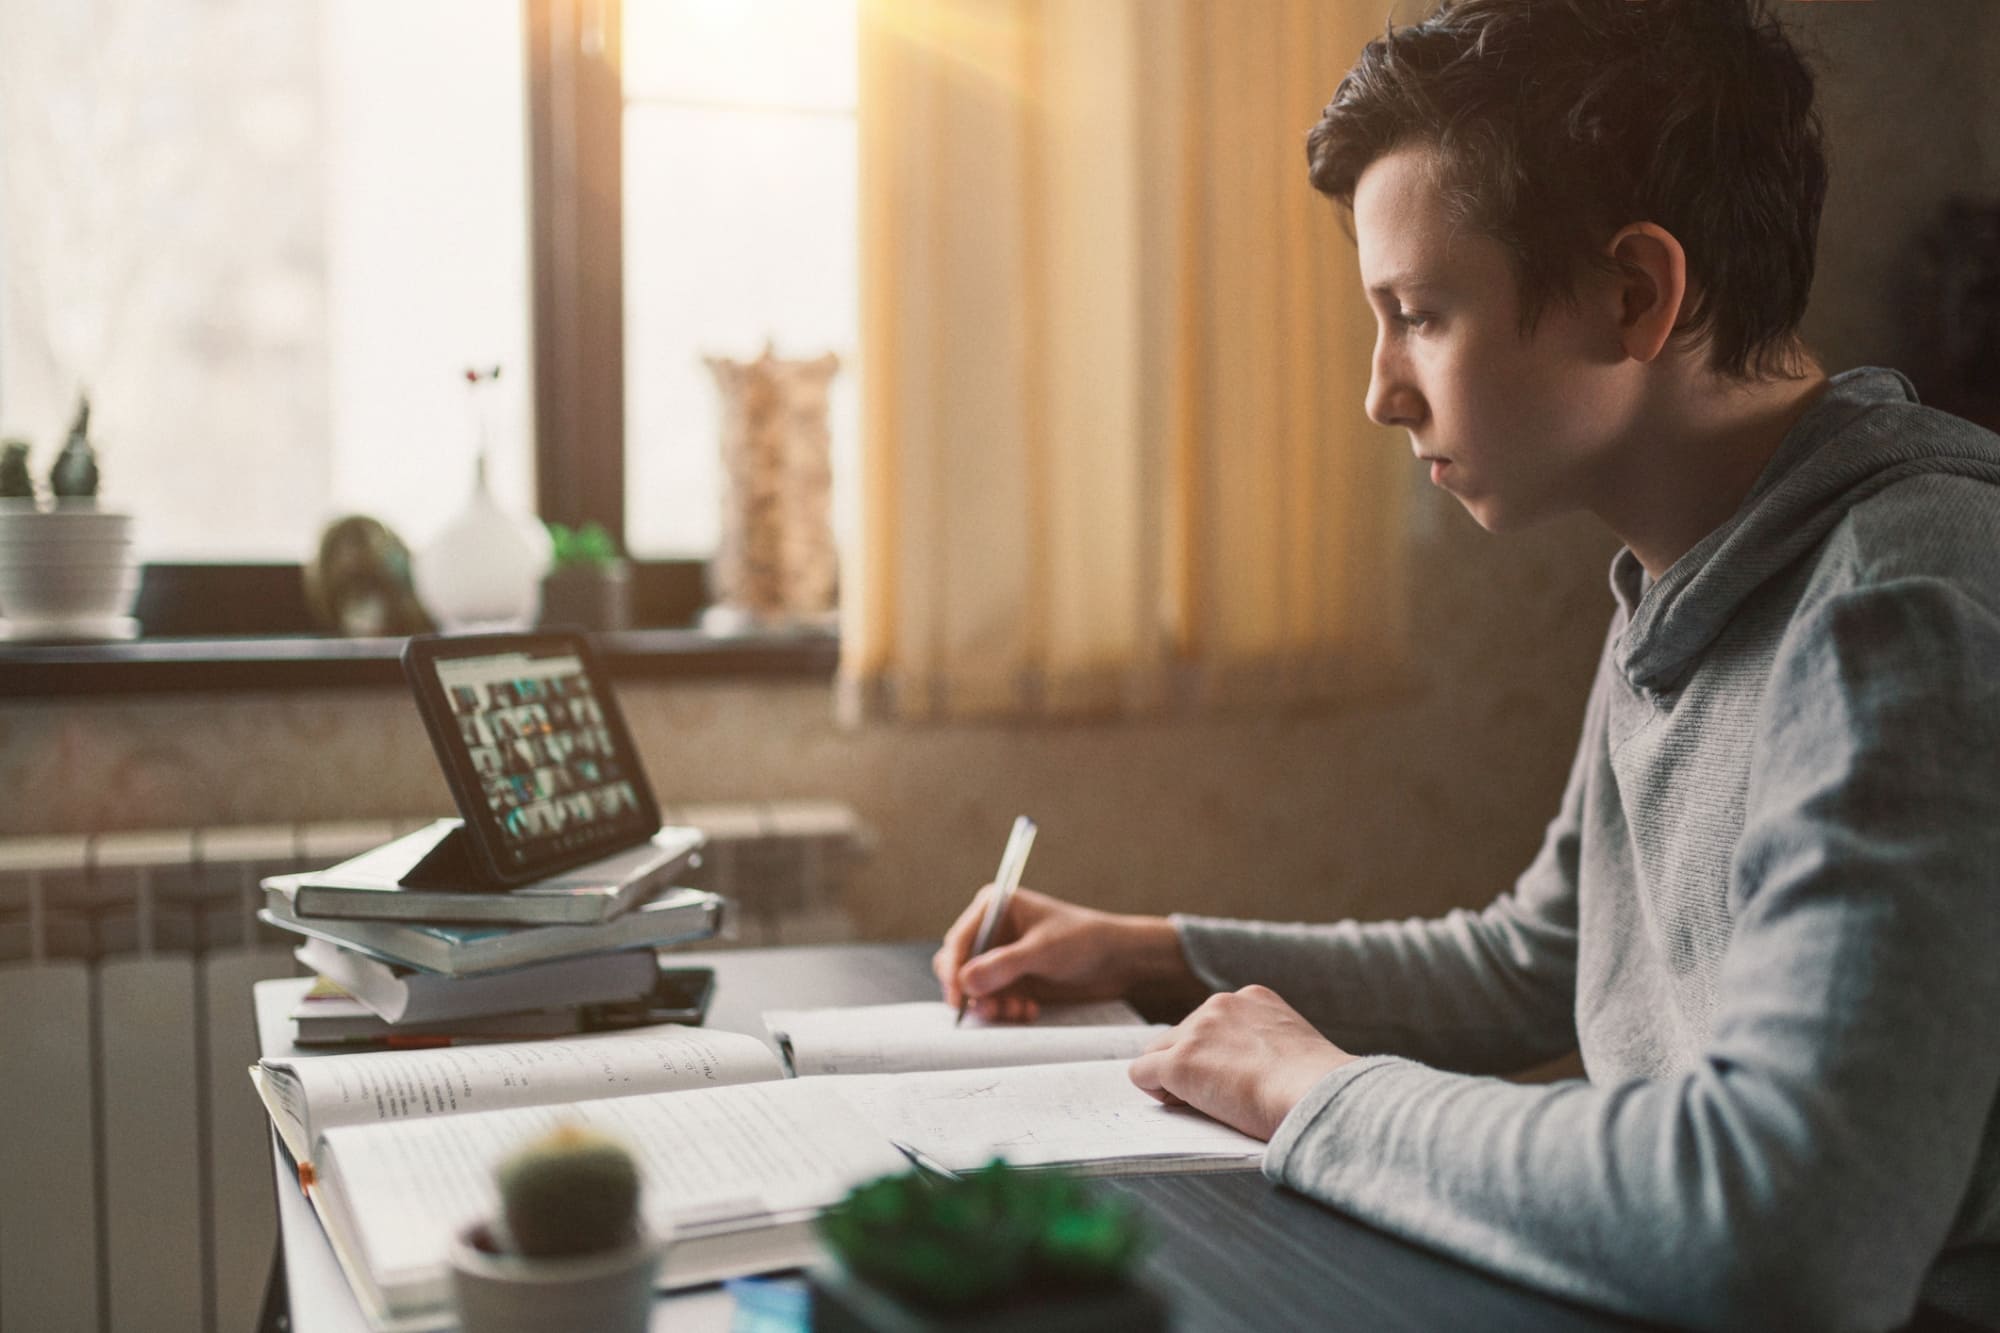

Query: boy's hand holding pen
[
  {"left": 952, "top": 816, "right": 1038, "bottom": 1026},
  {"left": 934, "top": 818, "right": 1200, "bottom": 1023}
]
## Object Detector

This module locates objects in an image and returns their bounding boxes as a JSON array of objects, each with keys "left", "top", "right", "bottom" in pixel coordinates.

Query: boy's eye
[{"left": 1394, "top": 310, "right": 1433, "bottom": 330}]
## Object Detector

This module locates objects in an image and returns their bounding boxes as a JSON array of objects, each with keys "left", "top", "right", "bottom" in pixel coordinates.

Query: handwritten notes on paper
[{"left": 822, "top": 1058, "right": 1266, "bottom": 1172}]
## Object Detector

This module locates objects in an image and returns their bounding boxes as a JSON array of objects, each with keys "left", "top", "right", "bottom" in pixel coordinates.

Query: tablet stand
[{"left": 397, "top": 823, "right": 493, "bottom": 890}]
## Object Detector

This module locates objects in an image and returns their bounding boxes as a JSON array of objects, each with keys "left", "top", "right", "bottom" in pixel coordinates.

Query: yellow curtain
[{"left": 842, "top": 0, "right": 1410, "bottom": 721}]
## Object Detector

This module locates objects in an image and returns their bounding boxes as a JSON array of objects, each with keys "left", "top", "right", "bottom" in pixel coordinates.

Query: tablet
[{"left": 402, "top": 631, "right": 662, "bottom": 886}]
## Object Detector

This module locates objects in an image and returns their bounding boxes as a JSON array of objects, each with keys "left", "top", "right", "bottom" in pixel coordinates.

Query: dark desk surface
[{"left": 260, "top": 941, "right": 1654, "bottom": 1333}]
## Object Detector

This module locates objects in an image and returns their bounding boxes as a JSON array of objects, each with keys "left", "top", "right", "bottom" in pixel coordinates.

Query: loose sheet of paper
[
  {"left": 265, "top": 1025, "right": 782, "bottom": 1144},
  {"left": 764, "top": 1000, "right": 1160, "bottom": 1076},
  {"left": 822, "top": 1058, "right": 1267, "bottom": 1172}
]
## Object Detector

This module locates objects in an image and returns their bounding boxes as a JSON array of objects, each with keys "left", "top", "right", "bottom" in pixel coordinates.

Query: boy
[{"left": 934, "top": 2, "right": 2000, "bottom": 1329}]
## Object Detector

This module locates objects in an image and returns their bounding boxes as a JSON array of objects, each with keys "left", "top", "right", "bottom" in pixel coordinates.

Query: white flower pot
[
  {"left": 0, "top": 504, "right": 141, "bottom": 638},
  {"left": 448, "top": 1223, "right": 662, "bottom": 1333}
]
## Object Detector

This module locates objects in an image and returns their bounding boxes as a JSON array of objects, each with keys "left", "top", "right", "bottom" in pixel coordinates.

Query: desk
[{"left": 258, "top": 942, "right": 1653, "bottom": 1332}]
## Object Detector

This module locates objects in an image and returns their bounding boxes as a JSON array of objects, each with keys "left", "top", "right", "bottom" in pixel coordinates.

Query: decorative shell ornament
[{"left": 305, "top": 516, "right": 434, "bottom": 638}]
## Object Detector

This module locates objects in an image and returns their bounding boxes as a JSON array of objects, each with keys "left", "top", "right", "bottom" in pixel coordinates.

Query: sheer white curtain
[{"left": 844, "top": 0, "right": 1410, "bottom": 721}]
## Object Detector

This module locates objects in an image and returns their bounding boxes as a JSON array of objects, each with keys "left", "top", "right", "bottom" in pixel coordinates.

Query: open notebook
[
  {"left": 763, "top": 997, "right": 1163, "bottom": 1075},
  {"left": 254, "top": 1006, "right": 1260, "bottom": 1331}
]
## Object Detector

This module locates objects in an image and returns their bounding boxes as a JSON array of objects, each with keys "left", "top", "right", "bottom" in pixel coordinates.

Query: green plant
[
  {"left": 546, "top": 521, "right": 621, "bottom": 571},
  {"left": 0, "top": 441, "right": 34, "bottom": 500},
  {"left": 817, "top": 1161, "right": 1147, "bottom": 1312},
  {"left": 50, "top": 395, "right": 100, "bottom": 499},
  {"left": 495, "top": 1124, "right": 642, "bottom": 1259}
]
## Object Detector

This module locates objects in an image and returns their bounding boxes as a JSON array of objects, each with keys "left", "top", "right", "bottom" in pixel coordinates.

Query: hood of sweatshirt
[{"left": 1611, "top": 367, "right": 2000, "bottom": 693}]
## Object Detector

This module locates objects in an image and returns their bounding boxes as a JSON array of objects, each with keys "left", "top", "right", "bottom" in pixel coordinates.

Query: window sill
[{"left": 0, "top": 627, "right": 839, "bottom": 699}]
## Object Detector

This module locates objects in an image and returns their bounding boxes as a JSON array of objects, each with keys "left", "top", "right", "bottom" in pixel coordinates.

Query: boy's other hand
[
  {"left": 1127, "top": 985, "right": 1356, "bottom": 1141},
  {"left": 932, "top": 886, "right": 1194, "bottom": 1022}
]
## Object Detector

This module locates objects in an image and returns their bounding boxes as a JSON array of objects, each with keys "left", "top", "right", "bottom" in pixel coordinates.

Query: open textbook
[{"left": 254, "top": 1010, "right": 1262, "bottom": 1331}]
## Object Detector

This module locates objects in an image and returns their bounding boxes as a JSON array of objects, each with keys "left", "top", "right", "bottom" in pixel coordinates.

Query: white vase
[
  {"left": 412, "top": 460, "right": 551, "bottom": 632},
  {"left": 448, "top": 1223, "right": 662, "bottom": 1333}
]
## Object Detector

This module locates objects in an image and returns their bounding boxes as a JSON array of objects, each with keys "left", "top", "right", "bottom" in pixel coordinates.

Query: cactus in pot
[
  {"left": 0, "top": 393, "right": 140, "bottom": 638},
  {"left": 497, "top": 1124, "right": 642, "bottom": 1258},
  {"left": 449, "top": 1124, "right": 661, "bottom": 1333}
]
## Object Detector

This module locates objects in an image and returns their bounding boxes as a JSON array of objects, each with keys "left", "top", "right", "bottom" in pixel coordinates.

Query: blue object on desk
[{"left": 727, "top": 1274, "right": 811, "bottom": 1333}]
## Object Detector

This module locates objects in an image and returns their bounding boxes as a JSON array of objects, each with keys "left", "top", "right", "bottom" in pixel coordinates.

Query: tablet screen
[{"left": 410, "top": 635, "right": 660, "bottom": 880}]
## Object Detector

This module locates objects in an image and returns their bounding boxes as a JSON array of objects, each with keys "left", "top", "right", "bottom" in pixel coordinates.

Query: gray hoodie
[{"left": 1175, "top": 368, "right": 2000, "bottom": 1331}]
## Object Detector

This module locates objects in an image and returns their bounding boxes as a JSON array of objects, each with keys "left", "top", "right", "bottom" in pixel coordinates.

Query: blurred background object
[
  {"left": 704, "top": 346, "right": 840, "bottom": 632},
  {"left": 304, "top": 516, "right": 432, "bottom": 638},
  {"left": 1910, "top": 197, "right": 2000, "bottom": 431}
]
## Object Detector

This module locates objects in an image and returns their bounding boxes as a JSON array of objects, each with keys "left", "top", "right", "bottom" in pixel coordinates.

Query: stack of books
[{"left": 258, "top": 819, "right": 721, "bottom": 1046}]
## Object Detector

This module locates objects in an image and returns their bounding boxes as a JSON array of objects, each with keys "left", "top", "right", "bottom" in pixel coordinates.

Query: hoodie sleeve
[
  {"left": 1168, "top": 658, "right": 1606, "bottom": 1076},
  {"left": 1260, "top": 577, "right": 2000, "bottom": 1332}
]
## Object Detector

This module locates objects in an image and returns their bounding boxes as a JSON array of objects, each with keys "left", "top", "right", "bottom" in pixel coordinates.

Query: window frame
[{"left": 527, "top": 0, "right": 629, "bottom": 551}]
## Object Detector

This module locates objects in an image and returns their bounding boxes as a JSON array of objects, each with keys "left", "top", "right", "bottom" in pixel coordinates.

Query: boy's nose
[
  {"left": 1366, "top": 329, "right": 1421, "bottom": 428},
  {"left": 1366, "top": 363, "right": 1423, "bottom": 430}
]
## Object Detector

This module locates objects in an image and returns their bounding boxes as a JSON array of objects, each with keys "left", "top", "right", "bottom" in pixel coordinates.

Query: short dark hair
[{"left": 1308, "top": 0, "right": 1826, "bottom": 380}]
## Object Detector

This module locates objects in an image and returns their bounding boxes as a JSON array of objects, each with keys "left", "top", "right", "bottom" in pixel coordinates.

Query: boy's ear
[{"left": 1605, "top": 223, "right": 1687, "bottom": 364}]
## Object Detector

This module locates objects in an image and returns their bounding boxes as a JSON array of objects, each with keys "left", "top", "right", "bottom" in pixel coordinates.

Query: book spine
[
  {"left": 454, "top": 898, "right": 718, "bottom": 973},
  {"left": 293, "top": 885, "right": 601, "bottom": 927}
]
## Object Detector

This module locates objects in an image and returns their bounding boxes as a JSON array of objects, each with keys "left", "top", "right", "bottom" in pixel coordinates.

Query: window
[
  {"left": 0, "top": 0, "right": 533, "bottom": 561},
  {"left": 621, "top": 0, "right": 860, "bottom": 559},
  {"left": 0, "top": 0, "right": 859, "bottom": 631}
]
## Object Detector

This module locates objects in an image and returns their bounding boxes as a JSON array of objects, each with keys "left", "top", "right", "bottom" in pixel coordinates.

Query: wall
[
  {"left": 2, "top": 1, "right": 1992, "bottom": 942},
  {"left": 1789, "top": 0, "right": 2000, "bottom": 380},
  {"left": 0, "top": 504, "right": 1613, "bottom": 941}
]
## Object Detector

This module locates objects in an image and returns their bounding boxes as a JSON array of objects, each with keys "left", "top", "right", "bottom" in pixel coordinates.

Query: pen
[
  {"left": 953, "top": 814, "right": 1037, "bottom": 1027},
  {"left": 890, "top": 1138, "right": 966, "bottom": 1184}
]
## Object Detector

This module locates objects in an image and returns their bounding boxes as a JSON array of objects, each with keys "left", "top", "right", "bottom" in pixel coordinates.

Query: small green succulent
[
  {"left": 817, "top": 1161, "right": 1148, "bottom": 1311},
  {"left": 546, "top": 520, "right": 622, "bottom": 571},
  {"left": 495, "top": 1124, "right": 642, "bottom": 1259},
  {"left": 51, "top": 395, "right": 100, "bottom": 499}
]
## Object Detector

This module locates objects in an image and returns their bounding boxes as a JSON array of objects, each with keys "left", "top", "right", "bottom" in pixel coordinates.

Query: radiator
[{"left": 0, "top": 803, "right": 863, "bottom": 1333}]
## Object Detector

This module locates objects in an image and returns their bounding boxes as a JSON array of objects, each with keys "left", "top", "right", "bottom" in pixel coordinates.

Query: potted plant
[
  {"left": 0, "top": 395, "right": 143, "bottom": 640},
  {"left": 811, "top": 1161, "right": 1166, "bottom": 1332},
  {"left": 448, "top": 1124, "right": 662, "bottom": 1333},
  {"left": 540, "top": 520, "right": 632, "bottom": 631}
]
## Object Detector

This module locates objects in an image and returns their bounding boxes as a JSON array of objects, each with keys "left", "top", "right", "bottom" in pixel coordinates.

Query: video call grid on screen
[{"left": 433, "top": 651, "right": 642, "bottom": 849}]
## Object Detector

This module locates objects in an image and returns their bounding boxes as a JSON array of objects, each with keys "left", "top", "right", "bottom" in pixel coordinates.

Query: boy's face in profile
[{"left": 1354, "top": 145, "right": 1630, "bottom": 532}]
